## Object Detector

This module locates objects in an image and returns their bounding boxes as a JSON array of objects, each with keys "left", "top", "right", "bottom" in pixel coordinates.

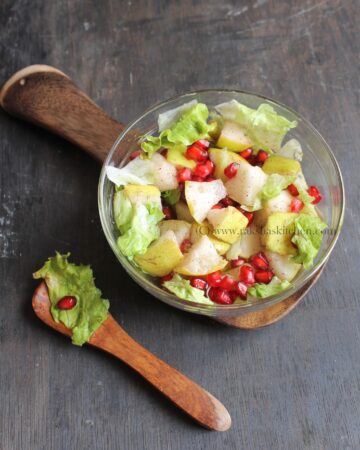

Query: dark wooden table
[{"left": 0, "top": 1, "right": 358, "bottom": 449}]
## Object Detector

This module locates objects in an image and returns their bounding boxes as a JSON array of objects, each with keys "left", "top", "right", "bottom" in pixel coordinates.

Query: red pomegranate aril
[
  {"left": 243, "top": 211, "right": 254, "bottom": 226},
  {"left": 190, "top": 278, "right": 207, "bottom": 291},
  {"left": 57, "top": 296, "right": 77, "bottom": 310},
  {"left": 206, "top": 271, "right": 222, "bottom": 287},
  {"left": 256, "top": 150, "right": 269, "bottom": 165},
  {"left": 287, "top": 183, "right": 299, "bottom": 197},
  {"left": 176, "top": 167, "right": 192, "bottom": 183},
  {"left": 222, "top": 196, "right": 236, "bottom": 207},
  {"left": 247, "top": 155, "right": 257, "bottom": 165},
  {"left": 129, "top": 150, "right": 141, "bottom": 160},
  {"left": 205, "top": 160, "right": 215, "bottom": 174},
  {"left": 219, "top": 275, "right": 236, "bottom": 291},
  {"left": 195, "top": 139, "right": 210, "bottom": 150},
  {"left": 211, "top": 203, "right": 223, "bottom": 210},
  {"left": 208, "top": 287, "right": 233, "bottom": 305},
  {"left": 229, "top": 291, "right": 239, "bottom": 303},
  {"left": 161, "top": 273, "right": 174, "bottom": 283},
  {"left": 162, "top": 206, "right": 173, "bottom": 219},
  {"left": 180, "top": 239, "right": 192, "bottom": 253},
  {"left": 206, "top": 176, "right": 215, "bottom": 182},
  {"left": 224, "top": 162, "right": 238, "bottom": 179},
  {"left": 194, "top": 162, "right": 211, "bottom": 178},
  {"left": 239, "top": 148, "right": 253, "bottom": 159},
  {"left": 239, "top": 265, "right": 255, "bottom": 286},
  {"left": 230, "top": 258, "right": 246, "bottom": 268},
  {"left": 192, "top": 175, "right": 204, "bottom": 182},
  {"left": 186, "top": 144, "right": 208, "bottom": 162},
  {"left": 234, "top": 281, "right": 248, "bottom": 300},
  {"left": 290, "top": 198, "right": 304, "bottom": 213},
  {"left": 254, "top": 270, "right": 274, "bottom": 284},
  {"left": 307, "top": 185, "right": 323, "bottom": 204},
  {"left": 160, "top": 148, "right": 168, "bottom": 158},
  {"left": 250, "top": 252, "right": 269, "bottom": 270}
]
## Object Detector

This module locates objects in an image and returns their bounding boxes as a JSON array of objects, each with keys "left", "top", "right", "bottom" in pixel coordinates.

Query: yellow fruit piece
[
  {"left": 124, "top": 184, "right": 161, "bottom": 207},
  {"left": 175, "top": 201, "right": 194, "bottom": 223},
  {"left": 159, "top": 220, "right": 191, "bottom": 245},
  {"left": 216, "top": 120, "right": 252, "bottom": 152},
  {"left": 207, "top": 206, "right": 248, "bottom": 244},
  {"left": 262, "top": 155, "right": 301, "bottom": 176},
  {"left": 166, "top": 146, "right": 196, "bottom": 170},
  {"left": 262, "top": 212, "right": 298, "bottom": 256},
  {"left": 208, "top": 148, "right": 248, "bottom": 182},
  {"left": 185, "top": 180, "right": 227, "bottom": 223},
  {"left": 135, "top": 231, "right": 183, "bottom": 277},
  {"left": 189, "top": 222, "right": 230, "bottom": 255}
]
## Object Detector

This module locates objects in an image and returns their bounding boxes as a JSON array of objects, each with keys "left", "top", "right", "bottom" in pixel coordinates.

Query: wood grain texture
[{"left": 0, "top": 0, "right": 358, "bottom": 449}]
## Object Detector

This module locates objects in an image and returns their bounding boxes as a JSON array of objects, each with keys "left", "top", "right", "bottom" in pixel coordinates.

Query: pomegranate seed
[
  {"left": 229, "top": 291, "right": 239, "bottom": 303},
  {"left": 307, "top": 185, "right": 323, "bottom": 204},
  {"left": 57, "top": 296, "right": 77, "bottom": 310},
  {"left": 186, "top": 144, "right": 208, "bottom": 162},
  {"left": 224, "top": 163, "right": 238, "bottom": 179},
  {"left": 234, "top": 281, "right": 248, "bottom": 300},
  {"left": 219, "top": 275, "right": 236, "bottom": 290},
  {"left": 195, "top": 139, "right": 210, "bottom": 150},
  {"left": 176, "top": 167, "right": 192, "bottom": 182},
  {"left": 239, "top": 148, "right": 253, "bottom": 159},
  {"left": 129, "top": 150, "right": 141, "bottom": 160},
  {"left": 230, "top": 258, "right": 246, "bottom": 268},
  {"left": 254, "top": 270, "right": 274, "bottom": 284},
  {"left": 205, "top": 176, "right": 215, "bottom": 182},
  {"left": 191, "top": 175, "right": 204, "bottom": 182},
  {"left": 190, "top": 278, "right": 207, "bottom": 290},
  {"left": 208, "top": 288, "right": 233, "bottom": 305},
  {"left": 287, "top": 183, "right": 299, "bottom": 197},
  {"left": 161, "top": 273, "right": 174, "bottom": 283},
  {"left": 180, "top": 239, "right": 192, "bottom": 253},
  {"left": 222, "top": 196, "right": 236, "bottom": 207},
  {"left": 160, "top": 148, "right": 168, "bottom": 158},
  {"left": 206, "top": 271, "right": 222, "bottom": 287},
  {"left": 247, "top": 155, "right": 257, "bottom": 165},
  {"left": 243, "top": 211, "right": 254, "bottom": 226},
  {"left": 194, "top": 162, "right": 211, "bottom": 178},
  {"left": 290, "top": 198, "right": 304, "bottom": 213},
  {"left": 205, "top": 160, "right": 215, "bottom": 174},
  {"left": 250, "top": 252, "right": 269, "bottom": 270},
  {"left": 239, "top": 265, "right": 255, "bottom": 286},
  {"left": 256, "top": 150, "right": 269, "bottom": 165},
  {"left": 211, "top": 203, "right": 223, "bottom": 210},
  {"left": 162, "top": 206, "right": 173, "bottom": 219}
]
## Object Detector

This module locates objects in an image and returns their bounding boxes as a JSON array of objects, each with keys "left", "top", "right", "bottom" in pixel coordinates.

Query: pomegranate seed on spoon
[
  {"left": 57, "top": 296, "right": 77, "bottom": 310},
  {"left": 254, "top": 270, "right": 274, "bottom": 284}
]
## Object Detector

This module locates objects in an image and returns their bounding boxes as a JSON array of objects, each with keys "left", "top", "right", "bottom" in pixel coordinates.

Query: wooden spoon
[
  {"left": 32, "top": 281, "right": 231, "bottom": 431},
  {"left": 1, "top": 65, "right": 324, "bottom": 328}
]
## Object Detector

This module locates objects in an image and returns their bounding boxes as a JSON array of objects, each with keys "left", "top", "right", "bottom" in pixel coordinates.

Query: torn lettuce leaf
[
  {"left": 33, "top": 253, "right": 110, "bottom": 346},
  {"left": 278, "top": 139, "right": 303, "bottom": 161},
  {"left": 158, "top": 100, "right": 198, "bottom": 131},
  {"left": 161, "top": 189, "right": 181, "bottom": 206},
  {"left": 106, "top": 158, "right": 155, "bottom": 187},
  {"left": 215, "top": 100, "right": 297, "bottom": 152},
  {"left": 113, "top": 190, "right": 133, "bottom": 233},
  {"left": 248, "top": 277, "right": 291, "bottom": 298},
  {"left": 141, "top": 103, "right": 213, "bottom": 158},
  {"left": 291, "top": 214, "right": 327, "bottom": 269},
  {"left": 163, "top": 274, "right": 213, "bottom": 305}
]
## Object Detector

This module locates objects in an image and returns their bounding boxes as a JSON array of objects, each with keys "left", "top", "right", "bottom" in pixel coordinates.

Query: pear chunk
[
  {"left": 262, "top": 212, "right": 297, "bottom": 256},
  {"left": 262, "top": 155, "right": 301, "bottom": 176},
  {"left": 189, "top": 222, "right": 230, "bottom": 255},
  {"left": 124, "top": 184, "right": 162, "bottom": 208},
  {"left": 175, "top": 236, "right": 227, "bottom": 276},
  {"left": 209, "top": 148, "right": 248, "bottom": 182},
  {"left": 225, "top": 161, "right": 268, "bottom": 206},
  {"left": 175, "top": 201, "right": 194, "bottom": 223},
  {"left": 254, "top": 190, "right": 294, "bottom": 227},
  {"left": 150, "top": 153, "right": 178, "bottom": 191},
  {"left": 265, "top": 251, "right": 301, "bottom": 281},
  {"left": 207, "top": 206, "right": 248, "bottom": 244},
  {"left": 226, "top": 224, "right": 262, "bottom": 260},
  {"left": 159, "top": 220, "right": 191, "bottom": 246},
  {"left": 135, "top": 230, "right": 184, "bottom": 276},
  {"left": 185, "top": 179, "right": 227, "bottom": 223},
  {"left": 216, "top": 120, "right": 252, "bottom": 152}
]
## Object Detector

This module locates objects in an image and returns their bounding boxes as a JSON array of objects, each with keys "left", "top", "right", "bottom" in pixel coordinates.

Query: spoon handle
[
  {"left": 0, "top": 65, "right": 123, "bottom": 162},
  {"left": 89, "top": 315, "right": 231, "bottom": 432}
]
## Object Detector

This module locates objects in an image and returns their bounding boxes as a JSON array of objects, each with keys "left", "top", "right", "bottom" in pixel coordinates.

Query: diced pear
[
  {"left": 225, "top": 161, "right": 268, "bottom": 206},
  {"left": 262, "top": 155, "right": 301, "bottom": 176},
  {"left": 175, "top": 201, "right": 194, "bottom": 223},
  {"left": 151, "top": 153, "right": 178, "bottom": 191},
  {"left": 265, "top": 251, "right": 302, "bottom": 281},
  {"left": 226, "top": 224, "right": 262, "bottom": 260},
  {"left": 216, "top": 120, "right": 252, "bottom": 152},
  {"left": 159, "top": 220, "right": 191, "bottom": 246},
  {"left": 135, "top": 230, "right": 184, "bottom": 276},
  {"left": 254, "top": 190, "right": 294, "bottom": 227},
  {"left": 175, "top": 235, "right": 227, "bottom": 276},
  {"left": 208, "top": 148, "right": 248, "bottom": 182},
  {"left": 189, "top": 222, "right": 230, "bottom": 255},
  {"left": 185, "top": 179, "right": 227, "bottom": 223},
  {"left": 207, "top": 206, "right": 248, "bottom": 244},
  {"left": 166, "top": 146, "right": 196, "bottom": 170},
  {"left": 124, "top": 184, "right": 162, "bottom": 208},
  {"left": 262, "top": 212, "right": 297, "bottom": 256}
]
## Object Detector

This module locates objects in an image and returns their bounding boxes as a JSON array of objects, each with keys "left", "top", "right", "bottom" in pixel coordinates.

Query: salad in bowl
[{"left": 104, "top": 97, "right": 330, "bottom": 307}]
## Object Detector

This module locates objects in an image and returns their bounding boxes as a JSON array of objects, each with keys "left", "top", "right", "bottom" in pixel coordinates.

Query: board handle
[{"left": 0, "top": 65, "right": 124, "bottom": 162}]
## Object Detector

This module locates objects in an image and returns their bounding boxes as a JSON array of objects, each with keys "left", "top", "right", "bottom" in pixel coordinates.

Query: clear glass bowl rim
[{"left": 98, "top": 89, "right": 345, "bottom": 317}]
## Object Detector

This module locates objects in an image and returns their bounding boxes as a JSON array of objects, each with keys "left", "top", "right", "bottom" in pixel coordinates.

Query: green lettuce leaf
[
  {"left": 248, "top": 277, "right": 291, "bottom": 298},
  {"left": 106, "top": 158, "right": 156, "bottom": 187},
  {"left": 161, "top": 189, "right": 181, "bottom": 206},
  {"left": 291, "top": 214, "right": 327, "bottom": 269},
  {"left": 278, "top": 138, "right": 303, "bottom": 161},
  {"left": 215, "top": 100, "right": 297, "bottom": 152},
  {"left": 163, "top": 274, "right": 213, "bottom": 305},
  {"left": 33, "top": 253, "right": 110, "bottom": 346},
  {"left": 117, "top": 203, "right": 164, "bottom": 258},
  {"left": 158, "top": 100, "right": 198, "bottom": 131},
  {"left": 113, "top": 190, "right": 133, "bottom": 233},
  {"left": 141, "top": 103, "right": 213, "bottom": 158}
]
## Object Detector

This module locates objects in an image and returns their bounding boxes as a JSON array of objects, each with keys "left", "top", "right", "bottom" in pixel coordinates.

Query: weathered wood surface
[{"left": 0, "top": 0, "right": 358, "bottom": 449}]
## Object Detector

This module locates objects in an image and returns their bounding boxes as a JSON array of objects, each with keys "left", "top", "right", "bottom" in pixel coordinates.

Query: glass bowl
[{"left": 98, "top": 90, "right": 345, "bottom": 318}]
